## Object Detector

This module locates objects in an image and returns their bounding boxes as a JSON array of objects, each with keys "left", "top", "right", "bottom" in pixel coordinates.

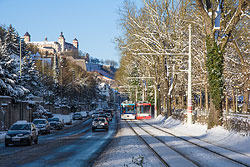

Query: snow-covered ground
[
  {"left": 94, "top": 115, "right": 250, "bottom": 167},
  {"left": 93, "top": 118, "right": 165, "bottom": 167},
  {"left": 152, "top": 115, "right": 250, "bottom": 156}
]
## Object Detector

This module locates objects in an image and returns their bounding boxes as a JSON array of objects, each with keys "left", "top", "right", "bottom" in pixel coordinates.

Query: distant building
[
  {"left": 24, "top": 32, "right": 78, "bottom": 55},
  {"left": 86, "top": 63, "right": 116, "bottom": 80}
]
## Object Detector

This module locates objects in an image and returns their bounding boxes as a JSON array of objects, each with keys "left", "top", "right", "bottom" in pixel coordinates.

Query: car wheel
[
  {"left": 5, "top": 143, "right": 9, "bottom": 147},
  {"left": 92, "top": 128, "right": 95, "bottom": 132},
  {"left": 106, "top": 128, "right": 109, "bottom": 131},
  {"left": 34, "top": 137, "right": 38, "bottom": 144}
]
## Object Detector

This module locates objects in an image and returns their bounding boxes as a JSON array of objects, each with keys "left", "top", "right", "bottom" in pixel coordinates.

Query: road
[{"left": 0, "top": 115, "right": 117, "bottom": 167}]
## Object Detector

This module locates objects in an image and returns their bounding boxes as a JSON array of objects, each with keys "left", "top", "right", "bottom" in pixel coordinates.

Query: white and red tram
[{"left": 136, "top": 102, "right": 152, "bottom": 120}]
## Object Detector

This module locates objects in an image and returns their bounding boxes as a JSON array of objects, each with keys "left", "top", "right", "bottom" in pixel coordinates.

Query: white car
[{"left": 32, "top": 119, "right": 50, "bottom": 134}]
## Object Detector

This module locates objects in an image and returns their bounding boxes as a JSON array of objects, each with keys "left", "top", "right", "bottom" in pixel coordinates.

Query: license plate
[
  {"left": 97, "top": 126, "right": 103, "bottom": 128},
  {"left": 12, "top": 138, "right": 20, "bottom": 141}
]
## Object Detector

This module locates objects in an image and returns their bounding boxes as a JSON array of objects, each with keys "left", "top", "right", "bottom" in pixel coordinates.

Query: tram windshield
[
  {"left": 122, "top": 105, "right": 135, "bottom": 114},
  {"left": 138, "top": 105, "right": 151, "bottom": 114}
]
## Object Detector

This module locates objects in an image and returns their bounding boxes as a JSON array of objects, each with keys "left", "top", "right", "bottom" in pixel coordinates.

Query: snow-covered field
[{"left": 94, "top": 115, "right": 250, "bottom": 167}]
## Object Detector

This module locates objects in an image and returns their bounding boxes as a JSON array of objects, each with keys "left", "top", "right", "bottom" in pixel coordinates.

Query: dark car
[
  {"left": 105, "top": 113, "right": 112, "bottom": 121},
  {"left": 44, "top": 111, "right": 53, "bottom": 118},
  {"left": 72, "top": 113, "right": 83, "bottom": 120},
  {"left": 98, "top": 114, "right": 109, "bottom": 122},
  {"left": 33, "top": 119, "right": 50, "bottom": 134},
  {"left": 104, "top": 109, "right": 114, "bottom": 118},
  {"left": 5, "top": 121, "right": 38, "bottom": 147},
  {"left": 48, "top": 117, "right": 63, "bottom": 130},
  {"left": 92, "top": 117, "right": 109, "bottom": 132},
  {"left": 91, "top": 112, "right": 99, "bottom": 119}
]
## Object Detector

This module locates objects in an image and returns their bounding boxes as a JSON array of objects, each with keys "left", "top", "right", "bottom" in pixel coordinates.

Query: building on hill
[
  {"left": 24, "top": 32, "right": 78, "bottom": 55},
  {"left": 86, "top": 63, "right": 116, "bottom": 80},
  {"left": 24, "top": 32, "right": 88, "bottom": 71}
]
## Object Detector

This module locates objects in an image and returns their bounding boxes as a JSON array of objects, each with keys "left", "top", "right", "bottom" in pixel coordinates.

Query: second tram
[{"left": 136, "top": 102, "right": 152, "bottom": 119}]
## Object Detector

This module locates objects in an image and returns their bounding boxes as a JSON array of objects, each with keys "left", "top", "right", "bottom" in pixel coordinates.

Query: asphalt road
[{"left": 0, "top": 114, "right": 118, "bottom": 167}]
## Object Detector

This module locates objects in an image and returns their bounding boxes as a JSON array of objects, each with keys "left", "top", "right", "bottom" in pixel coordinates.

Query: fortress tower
[
  {"left": 24, "top": 32, "right": 30, "bottom": 43},
  {"left": 72, "top": 38, "right": 78, "bottom": 49},
  {"left": 58, "top": 32, "right": 65, "bottom": 52}
]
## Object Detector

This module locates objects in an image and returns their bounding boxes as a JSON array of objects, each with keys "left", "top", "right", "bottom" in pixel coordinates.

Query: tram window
[
  {"left": 127, "top": 106, "right": 135, "bottom": 113},
  {"left": 139, "top": 105, "right": 150, "bottom": 113}
]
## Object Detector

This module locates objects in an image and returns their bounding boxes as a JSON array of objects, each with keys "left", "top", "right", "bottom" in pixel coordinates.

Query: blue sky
[{"left": 0, "top": 0, "right": 142, "bottom": 63}]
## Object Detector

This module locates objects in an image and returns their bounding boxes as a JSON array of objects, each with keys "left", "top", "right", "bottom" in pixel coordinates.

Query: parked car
[
  {"left": 92, "top": 117, "right": 109, "bottom": 132},
  {"left": 32, "top": 119, "right": 50, "bottom": 134},
  {"left": 72, "top": 113, "right": 83, "bottom": 120},
  {"left": 5, "top": 121, "right": 38, "bottom": 147},
  {"left": 48, "top": 117, "right": 64, "bottom": 130},
  {"left": 63, "top": 116, "right": 72, "bottom": 125},
  {"left": 44, "top": 111, "right": 53, "bottom": 118}
]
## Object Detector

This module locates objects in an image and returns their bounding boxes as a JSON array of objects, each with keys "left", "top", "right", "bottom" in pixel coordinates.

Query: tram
[
  {"left": 120, "top": 101, "right": 136, "bottom": 120},
  {"left": 136, "top": 102, "right": 152, "bottom": 119}
]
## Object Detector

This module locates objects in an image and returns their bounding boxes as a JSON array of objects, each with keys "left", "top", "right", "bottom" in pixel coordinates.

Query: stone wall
[
  {"left": 0, "top": 96, "right": 72, "bottom": 130},
  {"left": 0, "top": 99, "right": 33, "bottom": 130}
]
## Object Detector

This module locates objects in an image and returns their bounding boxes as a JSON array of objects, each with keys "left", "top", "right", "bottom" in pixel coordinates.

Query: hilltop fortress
[{"left": 24, "top": 32, "right": 78, "bottom": 55}]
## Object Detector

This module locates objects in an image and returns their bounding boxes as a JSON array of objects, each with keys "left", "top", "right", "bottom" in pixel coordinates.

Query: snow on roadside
[
  {"left": 53, "top": 113, "right": 75, "bottom": 125},
  {"left": 149, "top": 116, "right": 250, "bottom": 156}
]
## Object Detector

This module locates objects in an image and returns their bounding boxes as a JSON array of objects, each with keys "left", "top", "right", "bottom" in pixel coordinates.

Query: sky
[{"left": 0, "top": 0, "right": 143, "bottom": 64}]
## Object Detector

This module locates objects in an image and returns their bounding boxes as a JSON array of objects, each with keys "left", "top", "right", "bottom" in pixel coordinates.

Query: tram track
[
  {"left": 142, "top": 120, "right": 250, "bottom": 158},
  {"left": 126, "top": 120, "right": 199, "bottom": 167},
  {"left": 138, "top": 120, "right": 250, "bottom": 167},
  {"left": 126, "top": 120, "right": 170, "bottom": 167}
]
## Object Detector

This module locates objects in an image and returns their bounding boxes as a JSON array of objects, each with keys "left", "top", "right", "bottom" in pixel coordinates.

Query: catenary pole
[
  {"left": 187, "top": 24, "right": 192, "bottom": 125},
  {"left": 134, "top": 25, "right": 192, "bottom": 124}
]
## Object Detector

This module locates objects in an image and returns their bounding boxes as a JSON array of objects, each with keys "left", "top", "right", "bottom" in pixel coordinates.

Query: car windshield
[
  {"left": 33, "top": 120, "right": 46, "bottom": 124},
  {"left": 10, "top": 124, "right": 30, "bottom": 130}
]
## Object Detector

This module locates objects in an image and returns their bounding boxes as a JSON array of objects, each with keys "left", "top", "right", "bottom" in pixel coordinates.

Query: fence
[
  {"left": 0, "top": 100, "right": 33, "bottom": 130},
  {"left": 172, "top": 108, "right": 250, "bottom": 135},
  {"left": 0, "top": 96, "right": 73, "bottom": 130}
]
